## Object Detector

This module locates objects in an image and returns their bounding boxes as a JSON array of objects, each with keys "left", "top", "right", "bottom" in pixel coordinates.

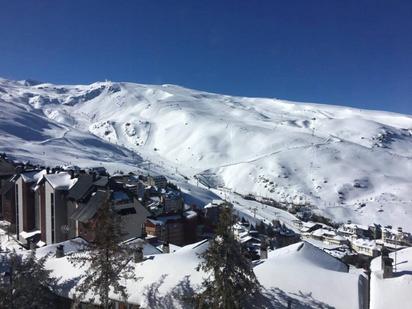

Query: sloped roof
[
  {"left": 93, "top": 176, "right": 109, "bottom": 187},
  {"left": 70, "top": 190, "right": 107, "bottom": 223},
  {"left": 20, "top": 169, "right": 46, "bottom": 183},
  {"left": 67, "top": 174, "right": 94, "bottom": 200},
  {"left": 45, "top": 172, "right": 77, "bottom": 190}
]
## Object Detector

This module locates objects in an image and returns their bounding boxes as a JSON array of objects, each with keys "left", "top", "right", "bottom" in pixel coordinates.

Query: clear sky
[{"left": 0, "top": 0, "right": 411, "bottom": 114}]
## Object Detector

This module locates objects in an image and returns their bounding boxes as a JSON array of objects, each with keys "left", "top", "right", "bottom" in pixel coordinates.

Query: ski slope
[{"left": 1, "top": 77, "right": 412, "bottom": 229}]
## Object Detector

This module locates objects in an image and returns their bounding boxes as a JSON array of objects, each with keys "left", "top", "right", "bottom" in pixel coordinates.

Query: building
[
  {"left": 161, "top": 190, "right": 184, "bottom": 214},
  {"left": 369, "top": 224, "right": 382, "bottom": 240},
  {"left": 0, "top": 178, "right": 16, "bottom": 225},
  {"left": 36, "top": 172, "right": 77, "bottom": 244},
  {"left": 203, "top": 199, "right": 227, "bottom": 227},
  {"left": 145, "top": 215, "right": 185, "bottom": 246},
  {"left": 147, "top": 175, "right": 167, "bottom": 190},
  {"left": 350, "top": 238, "right": 379, "bottom": 257},
  {"left": 337, "top": 221, "right": 370, "bottom": 239},
  {"left": 14, "top": 170, "right": 46, "bottom": 244},
  {"left": 65, "top": 173, "right": 96, "bottom": 239},
  {"left": 71, "top": 189, "right": 150, "bottom": 242},
  {"left": 310, "top": 228, "right": 348, "bottom": 246},
  {"left": 0, "top": 156, "right": 16, "bottom": 218},
  {"left": 381, "top": 227, "right": 411, "bottom": 247},
  {"left": 299, "top": 221, "right": 323, "bottom": 234},
  {"left": 182, "top": 210, "right": 198, "bottom": 244}
]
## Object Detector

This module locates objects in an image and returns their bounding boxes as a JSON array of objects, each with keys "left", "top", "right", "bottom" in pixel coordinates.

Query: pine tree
[
  {"left": 266, "top": 224, "right": 275, "bottom": 238},
  {"left": 69, "top": 192, "right": 135, "bottom": 308},
  {"left": 256, "top": 221, "right": 267, "bottom": 235},
  {"left": 197, "top": 205, "right": 261, "bottom": 308},
  {"left": 0, "top": 249, "right": 56, "bottom": 309}
]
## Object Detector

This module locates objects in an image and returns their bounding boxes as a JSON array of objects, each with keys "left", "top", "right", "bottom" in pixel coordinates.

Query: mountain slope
[{"left": 1, "top": 77, "right": 412, "bottom": 229}]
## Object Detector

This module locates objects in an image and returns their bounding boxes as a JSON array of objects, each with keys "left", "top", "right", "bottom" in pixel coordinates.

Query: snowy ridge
[{"left": 1, "top": 77, "right": 412, "bottom": 229}]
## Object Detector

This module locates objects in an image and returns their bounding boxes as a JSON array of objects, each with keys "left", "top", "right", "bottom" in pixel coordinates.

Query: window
[
  {"left": 51, "top": 192, "right": 55, "bottom": 243},
  {"left": 15, "top": 184, "right": 19, "bottom": 234},
  {"left": 117, "top": 207, "right": 136, "bottom": 216}
]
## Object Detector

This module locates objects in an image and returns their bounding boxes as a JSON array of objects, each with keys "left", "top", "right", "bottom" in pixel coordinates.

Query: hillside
[{"left": 1, "top": 77, "right": 412, "bottom": 229}]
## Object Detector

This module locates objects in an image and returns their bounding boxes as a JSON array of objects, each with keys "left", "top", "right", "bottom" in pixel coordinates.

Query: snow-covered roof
[
  {"left": 351, "top": 238, "right": 378, "bottom": 249},
  {"left": 36, "top": 239, "right": 366, "bottom": 308},
  {"left": 183, "top": 210, "right": 197, "bottom": 219},
  {"left": 370, "top": 247, "right": 412, "bottom": 309},
  {"left": 121, "top": 238, "right": 163, "bottom": 256},
  {"left": 20, "top": 169, "right": 47, "bottom": 183},
  {"left": 40, "top": 239, "right": 209, "bottom": 306},
  {"left": 44, "top": 172, "right": 77, "bottom": 190},
  {"left": 156, "top": 243, "right": 181, "bottom": 253},
  {"left": 342, "top": 223, "right": 370, "bottom": 231},
  {"left": 204, "top": 199, "right": 226, "bottom": 208},
  {"left": 254, "top": 242, "right": 361, "bottom": 309},
  {"left": 312, "top": 228, "right": 337, "bottom": 238},
  {"left": 19, "top": 230, "right": 41, "bottom": 240},
  {"left": 36, "top": 237, "right": 89, "bottom": 258}
]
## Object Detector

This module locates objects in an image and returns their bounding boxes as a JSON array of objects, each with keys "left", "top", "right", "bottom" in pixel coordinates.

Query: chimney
[
  {"left": 56, "top": 245, "right": 64, "bottom": 258},
  {"left": 69, "top": 170, "right": 74, "bottom": 179},
  {"left": 162, "top": 242, "right": 170, "bottom": 254}
]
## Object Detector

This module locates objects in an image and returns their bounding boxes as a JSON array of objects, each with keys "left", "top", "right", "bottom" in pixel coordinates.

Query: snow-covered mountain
[{"left": 1, "top": 77, "right": 412, "bottom": 229}]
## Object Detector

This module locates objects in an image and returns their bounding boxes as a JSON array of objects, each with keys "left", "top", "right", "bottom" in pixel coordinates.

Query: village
[{"left": 0, "top": 153, "right": 411, "bottom": 308}]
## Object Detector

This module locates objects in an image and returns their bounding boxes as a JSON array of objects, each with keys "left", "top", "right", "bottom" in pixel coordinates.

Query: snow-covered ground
[{"left": 1, "top": 77, "right": 412, "bottom": 229}]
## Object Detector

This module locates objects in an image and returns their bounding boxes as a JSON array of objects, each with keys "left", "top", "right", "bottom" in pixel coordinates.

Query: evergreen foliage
[
  {"left": 256, "top": 221, "right": 267, "bottom": 235},
  {"left": 197, "top": 205, "right": 261, "bottom": 308},
  {"left": 266, "top": 224, "right": 275, "bottom": 238},
  {"left": 0, "top": 250, "right": 56, "bottom": 309},
  {"left": 69, "top": 191, "right": 135, "bottom": 308}
]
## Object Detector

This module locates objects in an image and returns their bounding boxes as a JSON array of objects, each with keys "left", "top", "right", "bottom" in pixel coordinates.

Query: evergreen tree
[
  {"left": 69, "top": 192, "right": 135, "bottom": 308},
  {"left": 0, "top": 249, "right": 56, "bottom": 309},
  {"left": 266, "top": 224, "right": 275, "bottom": 238},
  {"left": 256, "top": 221, "right": 267, "bottom": 235},
  {"left": 197, "top": 205, "right": 261, "bottom": 308}
]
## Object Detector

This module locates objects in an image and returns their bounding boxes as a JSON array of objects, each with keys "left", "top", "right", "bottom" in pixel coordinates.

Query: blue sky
[{"left": 0, "top": 0, "right": 411, "bottom": 114}]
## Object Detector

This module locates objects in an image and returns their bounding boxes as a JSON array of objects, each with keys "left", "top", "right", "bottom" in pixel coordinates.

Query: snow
[
  {"left": 31, "top": 237, "right": 369, "bottom": 308},
  {"left": 370, "top": 247, "right": 412, "bottom": 309},
  {"left": 44, "top": 172, "right": 77, "bottom": 190},
  {"left": 19, "top": 230, "right": 41, "bottom": 239},
  {"left": 1, "top": 77, "right": 412, "bottom": 231},
  {"left": 352, "top": 238, "right": 378, "bottom": 250},
  {"left": 183, "top": 210, "right": 197, "bottom": 219},
  {"left": 20, "top": 169, "right": 47, "bottom": 183},
  {"left": 36, "top": 237, "right": 89, "bottom": 258},
  {"left": 254, "top": 242, "right": 364, "bottom": 309},
  {"left": 0, "top": 221, "right": 24, "bottom": 252}
]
